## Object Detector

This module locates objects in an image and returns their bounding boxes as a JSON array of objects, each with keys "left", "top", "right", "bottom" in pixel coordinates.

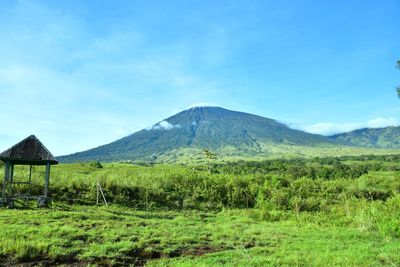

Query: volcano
[{"left": 58, "top": 106, "right": 341, "bottom": 163}]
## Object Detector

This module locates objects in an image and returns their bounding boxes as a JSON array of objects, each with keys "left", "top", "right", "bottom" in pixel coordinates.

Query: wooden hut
[{"left": 0, "top": 135, "right": 58, "bottom": 207}]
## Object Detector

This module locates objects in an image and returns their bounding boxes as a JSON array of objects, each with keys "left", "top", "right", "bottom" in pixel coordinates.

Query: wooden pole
[
  {"left": 44, "top": 162, "right": 50, "bottom": 199},
  {"left": 97, "top": 182, "right": 108, "bottom": 206},
  {"left": 28, "top": 165, "right": 32, "bottom": 197},
  {"left": 2, "top": 161, "right": 10, "bottom": 199},
  {"left": 9, "top": 163, "right": 14, "bottom": 183},
  {"left": 9, "top": 163, "right": 14, "bottom": 196}
]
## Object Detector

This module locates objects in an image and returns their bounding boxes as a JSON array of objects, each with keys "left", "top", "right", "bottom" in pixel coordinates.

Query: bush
[{"left": 89, "top": 161, "right": 103, "bottom": 169}]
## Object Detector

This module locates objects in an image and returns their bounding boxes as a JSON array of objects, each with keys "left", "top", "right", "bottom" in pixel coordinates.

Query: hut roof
[{"left": 0, "top": 135, "right": 58, "bottom": 165}]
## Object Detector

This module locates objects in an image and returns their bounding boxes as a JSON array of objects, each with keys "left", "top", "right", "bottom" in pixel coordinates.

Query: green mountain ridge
[
  {"left": 330, "top": 126, "right": 400, "bottom": 149},
  {"left": 58, "top": 107, "right": 342, "bottom": 163},
  {"left": 58, "top": 107, "right": 400, "bottom": 163}
]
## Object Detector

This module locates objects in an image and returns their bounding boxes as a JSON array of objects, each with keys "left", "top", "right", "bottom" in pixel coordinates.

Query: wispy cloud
[
  {"left": 0, "top": 0, "right": 399, "bottom": 156},
  {"left": 293, "top": 117, "right": 400, "bottom": 136},
  {"left": 146, "top": 121, "right": 181, "bottom": 131},
  {"left": 0, "top": 1, "right": 230, "bottom": 155}
]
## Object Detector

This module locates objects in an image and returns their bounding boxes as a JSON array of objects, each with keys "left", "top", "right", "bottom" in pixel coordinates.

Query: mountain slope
[
  {"left": 330, "top": 126, "right": 400, "bottom": 149},
  {"left": 59, "top": 107, "right": 340, "bottom": 163}
]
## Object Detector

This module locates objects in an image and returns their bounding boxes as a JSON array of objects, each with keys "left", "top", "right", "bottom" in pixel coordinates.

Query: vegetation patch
[{"left": 0, "top": 154, "right": 399, "bottom": 265}]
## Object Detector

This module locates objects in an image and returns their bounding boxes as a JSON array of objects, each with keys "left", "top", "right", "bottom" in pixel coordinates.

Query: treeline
[
  {"left": 197, "top": 155, "right": 400, "bottom": 178},
  {"left": 198, "top": 159, "right": 369, "bottom": 179},
  {"left": 335, "top": 154, "right": 400, "bottom": 162}
]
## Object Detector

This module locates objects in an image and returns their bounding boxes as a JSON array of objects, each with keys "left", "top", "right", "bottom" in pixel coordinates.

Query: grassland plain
[
  {"left": 0, "top": 154, "right": 399, "bottom": 266},
  {"left": 124, "top": 144, "right": 400, "bottom": 164}
]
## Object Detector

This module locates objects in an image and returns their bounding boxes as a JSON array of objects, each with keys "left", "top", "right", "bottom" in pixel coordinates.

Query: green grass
[
  {"left": 0, "top": 155, "right": 399, "bottom": 265},
  {"left": 0, "top": 204, "right": 399, "bottom": 266}
]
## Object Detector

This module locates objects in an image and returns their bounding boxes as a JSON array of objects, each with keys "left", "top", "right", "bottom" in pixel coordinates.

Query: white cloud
[
  {"left": 366, "top": 117, "right": 398, "bottom": 128},
  {"left": 146, "top": 121, "right": 181, "bottom": 131},
  {"left": 293, "top": 117, "right": 400, "bottom": 136},
  {"left": 300, "top": 122, "right": 360, "bottom": 136},
  {"left": 0, "top": 1, "right": 226, "bottom": 155}
]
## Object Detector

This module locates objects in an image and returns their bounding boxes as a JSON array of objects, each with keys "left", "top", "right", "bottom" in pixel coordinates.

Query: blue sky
[{"left": 0, "top": 0, "right": 399, "bottom": 155}]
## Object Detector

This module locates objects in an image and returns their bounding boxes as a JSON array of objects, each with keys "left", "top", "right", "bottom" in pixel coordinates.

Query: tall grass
[
  {"left": 1, "top": 156, "right": 399, "bottom": 239},
  {"left": 0, "top": 155, "right": 399, "bottom": 265}
]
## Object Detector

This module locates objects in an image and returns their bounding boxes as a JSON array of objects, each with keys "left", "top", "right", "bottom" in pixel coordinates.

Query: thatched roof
[{"left": 0, "top": 135, "right": 58, "bottom": 165}]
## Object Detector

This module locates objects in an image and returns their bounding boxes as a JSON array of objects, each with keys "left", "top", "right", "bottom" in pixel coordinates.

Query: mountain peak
[
  {"left": 185, "top": 106, "right": 226, "bottom": 113},
  {"left": 187, "top": 103, "right": 220, "bottom": 109},
  {"left": 59, "top": 107, "right": 337, "bottom": 163}
]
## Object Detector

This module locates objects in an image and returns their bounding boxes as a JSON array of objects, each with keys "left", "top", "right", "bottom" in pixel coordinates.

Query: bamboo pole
[
  {"left": 96, "top": 182, "right": 99, "bottom": 205},
  {"left": 97, "top": 182, "right": 108, "bottom": 206}
]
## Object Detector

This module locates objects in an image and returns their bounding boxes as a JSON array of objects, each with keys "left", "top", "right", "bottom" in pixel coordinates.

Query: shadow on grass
[{"left": 104, "top": 209, "right": 176, "bottom": 220}]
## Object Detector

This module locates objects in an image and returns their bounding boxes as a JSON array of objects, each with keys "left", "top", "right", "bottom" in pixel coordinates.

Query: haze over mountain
[
  {"left": 331, "top": 126, "right": 400, "bottom": 149},
  {"left": 59, "top": 107, "right": 341, "bottom": 163}
]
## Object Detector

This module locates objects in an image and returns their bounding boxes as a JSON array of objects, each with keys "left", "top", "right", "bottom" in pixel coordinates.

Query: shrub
[{"left": 89, "top": 161, "right": 103, "bottom": 168}]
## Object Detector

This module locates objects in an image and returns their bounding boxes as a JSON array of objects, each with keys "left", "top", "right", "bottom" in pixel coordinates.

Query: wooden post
[
  {"left": 9, "top": 163, "right": 14, "bottom": 183},
  {"left": 9, "top": 163, "right": 14, "bottom": 196},
  {"left": 2, "top": 161, "right": 10, "bottom": 199},
  {"left": 97, "top": 182, "right": 108, "bottom": 206},
  {"left": 28, "top": 165, "right": 32, "bottom": 197},
  {"left": 44, "top": 162, "right": 50, "bottom": 198}
]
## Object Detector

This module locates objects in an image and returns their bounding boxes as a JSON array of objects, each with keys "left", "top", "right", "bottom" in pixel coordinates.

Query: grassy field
[
  {"left": 1, "top": 204, "right": 399, "bottom": 266},
  {"left": 0, "top": 154, "right": 399, "bottom": 266},
  {"left": 146, "top": 144, "right": 400, "bottom": 164}
]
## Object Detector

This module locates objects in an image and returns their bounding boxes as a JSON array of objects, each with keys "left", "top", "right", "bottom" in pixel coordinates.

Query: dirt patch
[
  {"left": 1, "top": 245, "right": 252, "bottom": 267},
  {"left": 1, "top": 259, "right": 87, "bottom": 267},
  {"left": 181, "top": 246, "right": 224, "bottom": 256}
]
